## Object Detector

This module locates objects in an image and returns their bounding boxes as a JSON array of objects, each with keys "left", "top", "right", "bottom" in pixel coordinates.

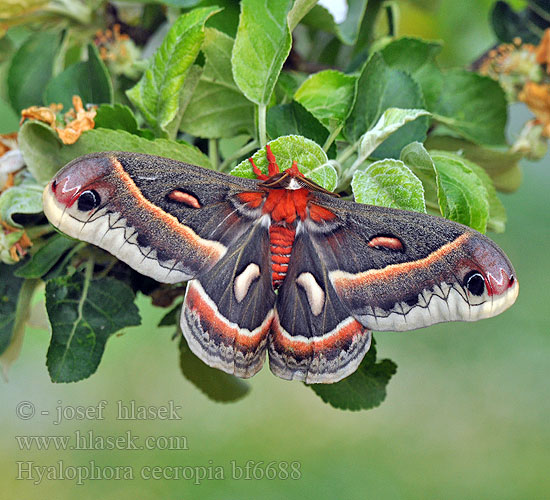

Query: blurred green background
[{"left": 2, "top": 1, "right": 549, "bottom": 498}]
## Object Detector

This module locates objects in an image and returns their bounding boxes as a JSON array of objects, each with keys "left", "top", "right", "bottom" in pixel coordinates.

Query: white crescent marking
[
  {"left": 234, "top": 263, "right": 261, "bottom": 303},
  {"left": 296, "top": 272, "right": 325, "bottom": 316}
]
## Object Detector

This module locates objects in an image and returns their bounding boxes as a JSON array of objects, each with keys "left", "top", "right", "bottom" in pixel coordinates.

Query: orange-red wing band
[
  {"left": 182, "top": 280, "right": 273, "bottom": 378},
  {"left": 332, "top": 233, "right": 471, "bottom": 292},
  {"left": 109, "top": 157, "right": 226, "bottom": 269},
  {"left": 268, "top": 311, "right": 372, "bottom": 384},
  {"left": 309, "top": 203, "right": 336, "bottom": 223}
]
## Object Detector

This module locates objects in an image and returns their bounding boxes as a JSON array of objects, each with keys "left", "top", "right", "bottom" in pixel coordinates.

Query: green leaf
[
  {"left": 7, "top": 31, "right": 61, "bottom": 112},
  {"left": 301, "top": 1, "right": 370, "bottom": 46},
  {"left": 45, "top": 271, "right": 141, "bottom": 383},
  {"left": 218, "top": 133, "right": 250, "bottom": 157},
  {"left": 0, "top": 182, "right": 43, "bottom": 227},
  {"left": 231, "top": 135, "right": 337, "bottom": 191},
  {"left": 0, "top": 36, "right": 14, "bottom": 64},
  {"left": 316, "top": 37, "right": 342, "bottom": 68},
  {"left": 126, "top": 7, "right": 220, "bottom": 137},
  {"left": 94, "top": 104, "right": 139, "bottom": 132},
  {"left": 424, "top": 135, "right": 523, "bottom": 192},
  {"left": 67, "top": 130, "right": 213, "bottom": 169},
  {"left": 276, "top": 71, "right": 301, "bottom": 101},
  {"left": 401, "top": 143, "right": 505, "bottom": 231},
  {"left": 0, "top": 278, "right": 39, "bottom": 379},
  {"left": 433, "top": 69, "right": 508, "bottom": 146},
  {"left": 431, "top": 151, "right": 507, "bottom": 233},
  {"left": 175, "top": 64, "right": 203, "bottom": 126},
  {"left": 294, "top": 70, "right": 356, "bottom": 131},
  {"left": 43, "top": 44, "right": 113, "bottom": 110},
  {"left": 93, "top": 103, "right": 155, "bottom": 140},
  {"left": 307, "top": 161, "right": 339, "bottom": 192},
  {"left": 287, "top": 0, "right": 319, "bottom": 30},
  {"left": 344, "top": 53, "right": 429, "bottom": 158},
  {"left": 431, "top": 153, "right": 490, "bottom": 233},
  {"left": 18, "top": 121, "right": 212, "bottom": 185},
  {"left": 0, "top": 263, "right": 25, "bottom": 355},
  {"left": 158, "top": 301, "right": 182, "bottom": 327},
  {"left": 380, "top": 37, "right": 443, "bottom": 110},
  {"left": 41, "top": 242, "right": 84, "bottom": 282},
  {"left": 400, "top": 141, "right": 438, "bottom": 205},
  {"left": 352, "top": 159, "right": 426, "bottom": 212},
  {"left": 17, "top": 120, "right": 65, "bottom": 185},
  {"left": 180, "top": 28, "right": 254, "bottom": 138},
  {"left": 300, "top": 4, "right": 339, "bottom": 36},
  {"left": 266, "top": 101, "right": 336, "bottom": 158},
  {"left": 231, "top": 0, "right": 293, "bottom": 105},
  {"left": 310, "top": 337, "right": 397, "bottom": 411},
  {"left": 380, "top": 36, "right": 442, "bottom": 77},
  {"left": 0, "top": 96, "right": 19, "bottom": 133},
  {"left": 463, "top": 163, "right": 506, "bottom": 234},
  {"left": 337, "top": 0, "right": 369, "bottom": 45},
  {"left": 179, "top": 335, "right": 250, "bottom": 402},
  {"left": 491, "top": 1, "right": 542, "bottom": 44},
  {"left": 15, "top": 234, "right": 77, "bottom": 279},
  {"left": 201, "top": 0, "right": 241, "bottom": 37},
  {"left": 358, "top": 108, "right": 431, "bottom": 160},
  {"left": 156, "top": 0, "right": 202, "bottom": 6}
]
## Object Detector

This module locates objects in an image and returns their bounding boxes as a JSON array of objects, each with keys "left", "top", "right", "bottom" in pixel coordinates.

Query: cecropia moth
[{"left": 42, "top": 146, "right": 518, "bottom": 383}]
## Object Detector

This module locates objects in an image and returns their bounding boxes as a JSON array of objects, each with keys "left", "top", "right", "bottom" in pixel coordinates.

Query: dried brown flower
[
  {"left": 536, "top": 28, "right": 550, "bottom": 72},
  {"left": 519, "top": 82, "right": 550, "bottom": 138},
  {"left": 55, "top": 96, "right": 96, "bottom": 145},
  {"left": 1, "top": 220, "right": 32, "bottom": 262},
  {"left": 20, "top": 96, "right": 96, "bottom": 145},
  {"left": 20, "top": 103, "right": 62, "bottom": 127}
]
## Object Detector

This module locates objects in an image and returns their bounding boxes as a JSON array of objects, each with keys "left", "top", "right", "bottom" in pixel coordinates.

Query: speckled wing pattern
[
  {"left": 302, "top": 193, "right": 518, "bottom": 332},
  {"left": 42, "top": 152, "right": 519, "bottom": 384}
]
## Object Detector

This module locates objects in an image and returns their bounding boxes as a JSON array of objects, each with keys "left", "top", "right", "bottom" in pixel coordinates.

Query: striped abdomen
[{"left": 269, "top": 225, "right": 295, "bottom": 288}]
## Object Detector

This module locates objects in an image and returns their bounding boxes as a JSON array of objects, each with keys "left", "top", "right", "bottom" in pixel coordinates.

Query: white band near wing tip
[
  {"left": 42, "top": 188, "right": 192, "bottom": 284},
  {"left": 355, "top": 280, "right": 520, "bottom": 332},
  {"left": 42, "top": 185, "right": 65, "bottom": 229}
]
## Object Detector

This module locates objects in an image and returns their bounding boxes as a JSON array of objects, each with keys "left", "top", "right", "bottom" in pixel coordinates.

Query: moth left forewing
[
  {"left": 270, "top": 232, "right": 371, "bottom": 384},
  {"left": 306, "top": 195, "right": 519, "bottom": 332},
  {"left": 43, "top": 152, "right": 261, "bottom": 283}
]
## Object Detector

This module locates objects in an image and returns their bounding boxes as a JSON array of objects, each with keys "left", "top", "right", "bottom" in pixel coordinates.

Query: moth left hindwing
[{"left": 181, "top": 221, "right": 276, "bottom": 378}]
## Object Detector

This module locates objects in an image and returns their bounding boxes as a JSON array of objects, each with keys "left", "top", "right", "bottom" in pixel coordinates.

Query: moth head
[
  {"left": 43, "top": 153, "right": 116, "bottom": 228},
  {"left": 457, "top": 232, "right": 518, "bottom": 316},
  {"left": 250, "top": 144, "right": 337, "bottom": 196}
]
